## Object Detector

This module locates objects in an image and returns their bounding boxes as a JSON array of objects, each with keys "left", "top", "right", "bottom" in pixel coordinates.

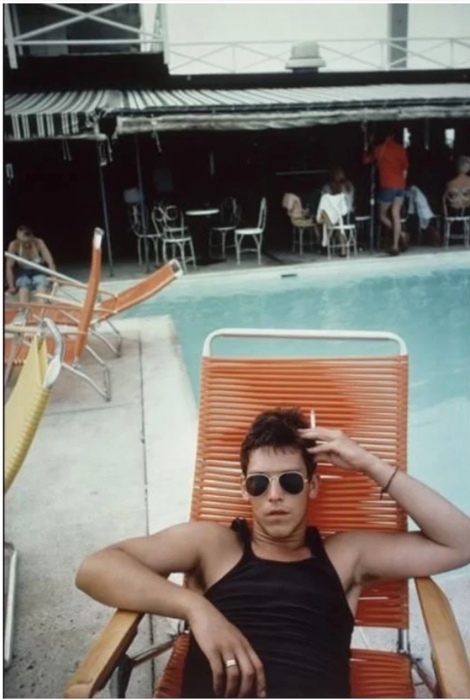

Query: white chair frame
[
  {"left": 152, "top": 206, "right": 197, "bottom": 273},
  {"left": 443, "top": 189, "right": 470, "bottom": 248},
  {"left": 234, "top": 197, "right": 267, "bottom": 265},
  {"left": 209, "top": 197, "right": 240, "bottom": 258},
  {"left": 291, "top": 219, "right": 318, "bottom": 255},
  {"left": 318, "top": 194, "right": 358, "bottom": 259},
  {"left": 128, "top": 203, "right": 161, "bottom": 266}
]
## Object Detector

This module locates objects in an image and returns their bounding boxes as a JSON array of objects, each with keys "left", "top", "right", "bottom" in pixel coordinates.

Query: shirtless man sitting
[
  {"left": 76, "top": 408, "right": 470, "bottom": 699},
  {"left": 443, "top": 155, "right": 470, "bottom": 217}
]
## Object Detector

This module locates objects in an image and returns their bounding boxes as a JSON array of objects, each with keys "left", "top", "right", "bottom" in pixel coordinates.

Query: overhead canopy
[
  {"left": 5, "top": 82, "right": 470, "bottom": 139},
  {"left": 4, "top": 90, "right": 122, "bottom": 141},
  {"left": 115, "top": 82, "right": 470, "bottom": 132}
]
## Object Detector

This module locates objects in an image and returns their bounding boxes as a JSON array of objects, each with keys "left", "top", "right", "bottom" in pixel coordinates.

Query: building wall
[
  {"left": 165, "top": 3, "right": 388, "bottom": 43},
  {"left": 164, "top": 3, "right": 469, "bottom": 73},
  {"left": 408, "top": 3, "right": 470, "bottom": 38},
  {"left": 406, "top": 3, "right": 470, "bottom": 69}
]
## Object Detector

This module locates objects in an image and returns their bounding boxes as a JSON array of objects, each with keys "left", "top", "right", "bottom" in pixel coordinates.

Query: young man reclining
[{"left": 76, "top": 408, "right": 470, "bottom": 699}]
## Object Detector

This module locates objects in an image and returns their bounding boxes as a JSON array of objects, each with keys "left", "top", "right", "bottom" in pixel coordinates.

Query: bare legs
[
  {"left": 378, "top": 198, "right": 405, "bottom": 253},
  {"left": 18, "top": 287, "right": 31, "bottom": 304},
  {"left": 35, "top": 284, "right": 48, "bottom": 300},
  {"left": 17, "top": 284, "right": 47, "bottom": 305}
]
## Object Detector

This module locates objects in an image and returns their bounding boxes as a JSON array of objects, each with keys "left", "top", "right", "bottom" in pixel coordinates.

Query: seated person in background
[
  {"left": 282, "top": 193, "right": 319, "bottom": 247},
  {"left": 320, "top": 167, "right": 355, "bottom": 257},
  {"left": 443, "top": 155, "right": 470, "bottom": 217},
  {"left": 322, "top": 166, "right": 355, "bottom": 215},
  {"left": 406, "top": 186, "right": 441, "bottom": 247},
  {"left": 76, "top": 408, "right": 470, "bottom": 699},
  {"left": 6, "top": 225, "right": 56, "bottom": 307},
  {"left": 282, "top": 192, "right": 306, "bottom": 220}
]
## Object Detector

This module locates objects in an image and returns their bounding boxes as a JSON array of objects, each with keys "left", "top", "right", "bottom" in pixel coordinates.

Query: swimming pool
[{"left": 125, "top": 253, "right": 470, "bottom": 523}]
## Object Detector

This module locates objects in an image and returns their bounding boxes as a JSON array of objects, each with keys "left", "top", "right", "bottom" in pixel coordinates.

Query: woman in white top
[
  {"left": 321, "top": 167, "right": 355, "bottom": 256},
  {"left": 322, "top": 167, "right": 355, "bottom": 212}
]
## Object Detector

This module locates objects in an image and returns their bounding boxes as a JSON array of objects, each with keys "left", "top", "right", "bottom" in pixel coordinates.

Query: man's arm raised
[{"left": 298, "top": 427, "right": 470, "bottom": 585}]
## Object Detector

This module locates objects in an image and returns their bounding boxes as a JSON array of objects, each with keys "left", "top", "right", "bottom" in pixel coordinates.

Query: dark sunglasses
[{"left": 245, "top": 471, "right": 309, "bottom": 497}]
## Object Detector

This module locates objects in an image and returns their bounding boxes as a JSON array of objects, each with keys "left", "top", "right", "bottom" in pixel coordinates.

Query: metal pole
[
  {"left": 4, "top": 5, "right": 18, "bottom": 70},
  {"left": 97, "top": 146, "right": 114, "bottom": 277},
  {"left": 370, "top": 162, "right": 376, "bottom": 252},
  {"left": 134, "top": 134, "right": 150, "bottom": 273},
  {"left": 11, "top": 6, "right": 24, "bottom": 57}
]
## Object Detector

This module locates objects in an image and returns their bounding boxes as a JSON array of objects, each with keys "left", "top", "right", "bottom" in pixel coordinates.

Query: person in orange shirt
[{"left": 364, "top": 125, "right": 409, "bottom": 255}]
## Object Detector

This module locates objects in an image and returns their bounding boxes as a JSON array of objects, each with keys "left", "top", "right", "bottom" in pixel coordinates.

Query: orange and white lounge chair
[
  {"left": 4, "top": 229, "right": 112, "bottom": 400},
  {"left": 64, "top": 329, "right": 470, "bottom": 698},
  {"left": 4, "top": 319, "right": 64, "bottom": 669},
  {"left": 4, "top": 255, "right": 183, "bottom": 357}
]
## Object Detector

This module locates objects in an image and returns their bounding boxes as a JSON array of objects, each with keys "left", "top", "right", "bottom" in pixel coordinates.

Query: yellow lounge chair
[
  {"left": 4, "top": 319, "right": 64, "bottom": 669},
  {"left": 65, "top": 328, "right": 470, "bottom": 698},
  {"left": 4, "top": 229, "right": 112, "bottom": 401},
  {"left": 4, "top": 254, "right": 183, "bottom": 357}
]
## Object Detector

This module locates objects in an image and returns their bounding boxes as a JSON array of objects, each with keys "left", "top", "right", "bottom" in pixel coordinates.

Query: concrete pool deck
[{"left": 4, "top": 254, "right": 470, "bottom": 698}]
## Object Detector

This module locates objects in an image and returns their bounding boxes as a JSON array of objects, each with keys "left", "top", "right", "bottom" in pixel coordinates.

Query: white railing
[
  {"left": 167, "top": 37, "right": 470, "bottom": 75},
  {"left": 4, "top": 3, "right": 167, "bottom": 69}
]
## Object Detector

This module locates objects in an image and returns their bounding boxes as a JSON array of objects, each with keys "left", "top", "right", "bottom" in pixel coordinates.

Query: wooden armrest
[
  {"left": 50, "top": 276, "right": 87, "bottom": 289},
  {"left": 5, "top": 300, "right": 87, "bottom": 314},
  {"left": 5, "top": 324, "right": 85, "bottom": 336},
  {"left": 415, "top": 577, "right": 470, "bottom": 698},
  {"left": 65, "top": 610, "right": 143, "bottom": 698},
  {"left": 51, "top": 277, "right": 116, "bottom": 300},
  {"left": 5, "top": 324, "right": 43, "bottom": 335},
  {"left": 35, "top": 293, "right": 84, "bottom": 307}
]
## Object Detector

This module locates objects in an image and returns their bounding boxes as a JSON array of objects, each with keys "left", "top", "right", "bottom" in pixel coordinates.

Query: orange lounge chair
[
  {"left": 4, "top": 255, "right": 183, "bottom": 357},
  {"left": 65, "top": 328, "right": 470, "bottom": 698},
  {"left": 4, "top": 229, "right": 112, "bottom": 401}
]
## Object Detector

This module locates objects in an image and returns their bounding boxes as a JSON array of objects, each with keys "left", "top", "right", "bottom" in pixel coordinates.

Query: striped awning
[
  {"left": 116, "top": 82, "right": 470, "bottom": 132},
  {"left": 5, "top": 82, "right": 470, "bottom": 139},
  {"left": 4, "top": 90, "right": 123, "bottom": 141}
]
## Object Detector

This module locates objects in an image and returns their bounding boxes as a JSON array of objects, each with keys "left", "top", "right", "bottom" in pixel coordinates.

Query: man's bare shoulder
[
  {"left": 108, "top": 520, "right": 238, "bottom": 579},
  {"left": 175, "top": 520, "right": 237, "bottom": 544}
]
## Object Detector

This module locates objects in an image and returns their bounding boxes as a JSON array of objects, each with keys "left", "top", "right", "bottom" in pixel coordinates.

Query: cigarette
[{"left": 310, "top": 410, "right": 316, "bottom": 429}]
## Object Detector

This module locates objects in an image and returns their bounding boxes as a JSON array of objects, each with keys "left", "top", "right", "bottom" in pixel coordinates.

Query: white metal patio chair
[
  {"left": 152, "top": 206, "right": 196, "bottom": 273},
  {"left": 234, "top": 197, "right": 267, "bottom": 265},
  {"left": 443, "top": 188, "right": 470, "bottom": 248},
  {"left": 209, "top": 197, "right": 241, "bottom": 258},
  {"left": 282, "top": 192, "right": 318, "bottom": 256},
  {"left": 317, "top": 193, "right": 358, "bottom": 259},
  {"left": 128, "top": 203, "right": 161, "bottom": 266}
]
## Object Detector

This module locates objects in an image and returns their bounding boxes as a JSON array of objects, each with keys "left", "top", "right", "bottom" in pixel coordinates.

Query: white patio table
[{"left": 185, "top": 208, "right": 221, "bottom": 265}]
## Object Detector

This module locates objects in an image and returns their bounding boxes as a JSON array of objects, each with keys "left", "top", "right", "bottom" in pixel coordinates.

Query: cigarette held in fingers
[{"left": 310, "top": 410, "right": 316, "bottom": 429}]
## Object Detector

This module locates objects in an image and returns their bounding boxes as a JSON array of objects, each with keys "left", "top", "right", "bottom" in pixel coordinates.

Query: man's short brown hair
[{"left": 240, "top": 408, "right": 316, "bottom": 478}]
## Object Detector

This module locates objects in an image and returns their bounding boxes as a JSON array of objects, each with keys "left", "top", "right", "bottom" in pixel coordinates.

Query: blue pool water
[{"left": 125, "top": 255, "right": 470, "bottom": 525}]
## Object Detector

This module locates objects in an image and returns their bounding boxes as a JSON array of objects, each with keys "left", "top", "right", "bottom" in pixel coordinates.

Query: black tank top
[{"left": 181, "top": 518, "right": 353, "bottom": 698}]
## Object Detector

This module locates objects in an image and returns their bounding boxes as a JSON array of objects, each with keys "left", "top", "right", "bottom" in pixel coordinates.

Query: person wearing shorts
[
  {"left": 364, "top": 126, "right": 409, "bottom": 255},
  {"left": 6, "top": 225, "right": 56, "bottom": 313}
]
